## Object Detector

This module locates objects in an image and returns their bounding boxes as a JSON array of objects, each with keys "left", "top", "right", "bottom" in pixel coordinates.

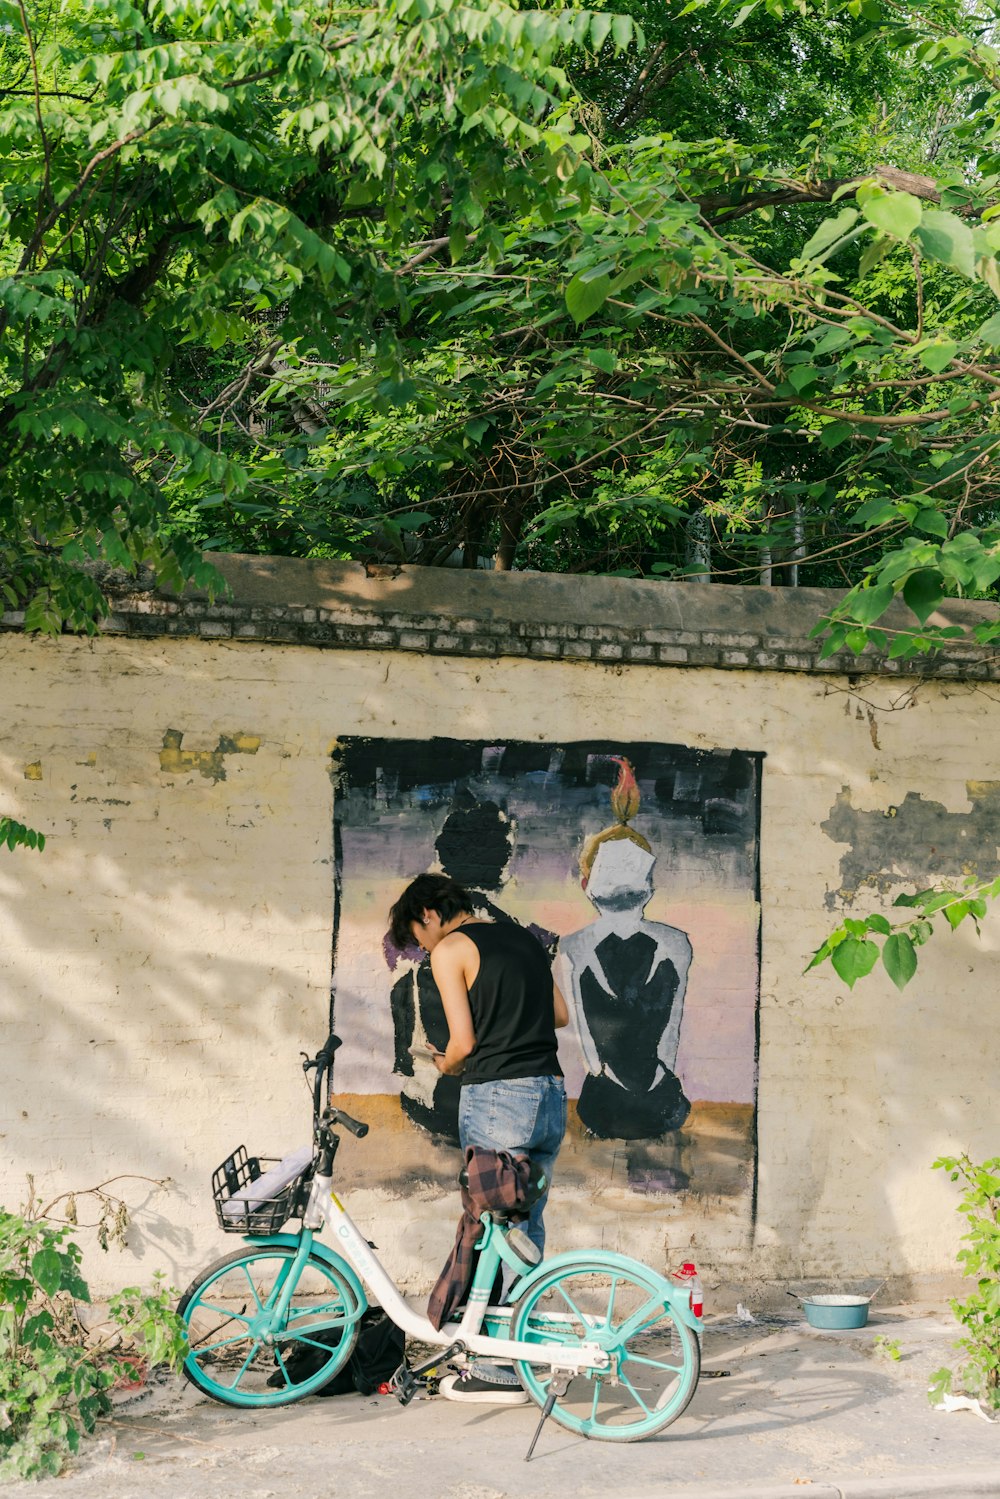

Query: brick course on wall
[{"left": 3, "top": 555, "right": 996, "bottom": 678}]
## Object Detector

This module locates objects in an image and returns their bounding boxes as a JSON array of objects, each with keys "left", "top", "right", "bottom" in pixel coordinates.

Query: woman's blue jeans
[{"left": 458, "top": 1074, "right": 567, "bottom": 1255}]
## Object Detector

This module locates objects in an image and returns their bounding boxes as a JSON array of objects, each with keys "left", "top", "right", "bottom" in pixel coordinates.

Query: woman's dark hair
[{"left": 388, "top": 873, "right": 474, "bottom": 949}]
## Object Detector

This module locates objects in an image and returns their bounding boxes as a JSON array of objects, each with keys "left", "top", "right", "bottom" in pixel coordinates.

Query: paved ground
[{"left": 8, "top": 1304, "right": 999, "bottom": 1499}]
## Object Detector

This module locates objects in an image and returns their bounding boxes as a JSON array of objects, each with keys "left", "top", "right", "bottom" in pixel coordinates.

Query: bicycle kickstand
[
  {"left": 391, "top": 1340, "right": 466, "bottom": 1406},
  {"left": 524, "top": 1372, "right": 571, "bottom": 1461}
]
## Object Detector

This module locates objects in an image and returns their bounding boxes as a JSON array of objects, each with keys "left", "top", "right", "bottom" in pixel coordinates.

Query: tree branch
[
  {"left": 15, "top": 127, "right": 152, "bottom": 277},
  {"left": 606, "top": 40, "right": 702, "bottom": 131},
  {"left": 698, "top": 165, "right": 957, "bottom": 225},
  {"left": 396, "top": 236, "right": 451, "bottom": 274},
  {"left": 0, "top": 87, "right": 97, "bottom": 102}
]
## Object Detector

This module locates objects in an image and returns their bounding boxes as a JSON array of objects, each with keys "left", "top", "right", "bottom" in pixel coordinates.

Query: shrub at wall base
[
  {"left": 928, "top": 1155, "right": 1000, "bottom": 1412},
  {"left": 0, "top": 1209, "right": 187, "bottom": 1480}
]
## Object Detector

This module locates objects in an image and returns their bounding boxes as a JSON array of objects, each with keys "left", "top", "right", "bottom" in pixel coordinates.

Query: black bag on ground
[{"left": 269, "top": 1309, "right": 405, "bottom": 1396}]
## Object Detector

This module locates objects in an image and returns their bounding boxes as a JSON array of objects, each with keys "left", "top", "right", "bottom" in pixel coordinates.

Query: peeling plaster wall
[{"left": 1, "top": 563, "right": 999, "bottom": 1297}]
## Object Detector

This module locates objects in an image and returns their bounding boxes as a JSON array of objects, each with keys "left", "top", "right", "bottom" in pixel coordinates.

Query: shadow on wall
[{"left": 0, "top": 656, "right": 326, "bottom": 1287}]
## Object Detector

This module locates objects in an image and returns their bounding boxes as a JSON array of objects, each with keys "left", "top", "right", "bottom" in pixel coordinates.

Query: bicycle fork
[{"left": 260, "top": 1229, "right": 322, "bottom": 1338}]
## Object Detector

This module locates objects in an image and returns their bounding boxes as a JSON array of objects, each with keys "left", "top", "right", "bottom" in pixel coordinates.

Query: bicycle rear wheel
[
  {"left": 178, "top": 1244, "right": 363, "bottom": 1407},
  {"left": 510, "top": 1258, "right": 700, "bottom": 1441}
]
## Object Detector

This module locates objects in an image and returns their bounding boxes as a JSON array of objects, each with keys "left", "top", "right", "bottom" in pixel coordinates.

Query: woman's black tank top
[{"left": 460, "top": 922, "right": 562, "bottom": 1086}]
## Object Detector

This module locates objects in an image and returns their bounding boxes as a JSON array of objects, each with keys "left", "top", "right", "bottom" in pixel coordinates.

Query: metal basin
[{"left": 802, "top": 1294, "right": 870, "bottom": 1329}]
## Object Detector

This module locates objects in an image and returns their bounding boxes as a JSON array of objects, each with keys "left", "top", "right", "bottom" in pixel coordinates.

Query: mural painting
[{"left": 330, "top": 738, "right": 762, "bottom": 1217}]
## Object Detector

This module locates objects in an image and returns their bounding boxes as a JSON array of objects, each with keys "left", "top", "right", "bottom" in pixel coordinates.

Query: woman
[{"left": 388, "top": 872, "right": 568, "bottom": 1404}]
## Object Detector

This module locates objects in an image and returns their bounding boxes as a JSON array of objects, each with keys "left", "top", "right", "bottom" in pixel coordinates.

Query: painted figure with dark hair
[
  {"left": 385, "top": 797, "right": 516, "bottom": 1144},
  {"left": 557, "top": 759, "right": 693, "bottom": 1140}
]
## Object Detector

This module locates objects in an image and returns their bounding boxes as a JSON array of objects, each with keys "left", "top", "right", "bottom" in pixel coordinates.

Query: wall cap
[{"left": 3, "top": 554, "right": 997, "bottom": 679}]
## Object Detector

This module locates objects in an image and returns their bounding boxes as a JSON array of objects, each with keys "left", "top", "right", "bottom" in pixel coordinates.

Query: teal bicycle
[{"left": 177, "top": 1033, "right": 701, "bottom": 1447}]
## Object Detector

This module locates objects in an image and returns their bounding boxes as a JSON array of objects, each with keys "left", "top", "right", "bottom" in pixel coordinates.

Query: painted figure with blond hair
[{"left": 557, "top": 758, "right": 693, "bottom": 1140}]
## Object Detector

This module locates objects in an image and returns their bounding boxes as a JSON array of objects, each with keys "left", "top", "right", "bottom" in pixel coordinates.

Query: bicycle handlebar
[
  {"left": 305, "top": 1033, "right": 368, "bottom": 1140},
  {"left": 325, "top": 1106, "right": 368, "bottom": 1139},
  {"left": 315, "top": 1031, "right": 342, "bottom": 1064}
]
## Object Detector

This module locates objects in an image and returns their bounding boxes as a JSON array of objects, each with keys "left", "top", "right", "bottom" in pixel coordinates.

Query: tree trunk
[
  {"left": 494, "top": 497, "right": 523, "bottom": 572},
  {"left": 685, "top": 512, "right": 712, "bottom": 582}
]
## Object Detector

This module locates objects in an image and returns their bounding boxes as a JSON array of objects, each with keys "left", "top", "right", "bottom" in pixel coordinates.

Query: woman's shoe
[{"left": 438, "top": 1370, "right": 529, "bottom": 1405}]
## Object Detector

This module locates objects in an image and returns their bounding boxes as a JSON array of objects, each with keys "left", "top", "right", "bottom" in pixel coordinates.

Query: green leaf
[
  {"left": 565, "top": 271, "right": 611, "bottom": 325},
  {"left": 590, "top": 13, "right": 612, "bottom": 50},
  {"left": 801, "top": 207, "right": 859, "bottom": 262},
  {"left": 972, "top": 557, "right": 1000, "bottom": 593},
  {"left": 588, "top": 348, "right": 617, "bottom": 374},
  {"left": 918, "top": 341, "right": 958, "bottom": 373},
  {"left": 866, "top": 913, "right": 893, "bottom": 936},
  {"left": 448, "top": 227, "right": 467, "bottom": 264},
  {"left": 920, "top": 891, "right": 960, "bottom": 915},
  {"left": 376, "top": 377, "right": 418, "bottom": 405},
  {"left": 851, "top": 582, "right": 894, "bottom": 624},
  {"left": 819, "top": 421, "right": 854, "bottom": 449},
  {"left": 858, "top": 233, "right": 893, "bottom": 278},
  {"left": 814, "top": 325, "right": 854, "bottom": 354},
  {"left": 786, "top": 364, "right": 819, "bottom": 393},
  {"left": 902, "top": 570, "right": 944, "bottom": 624},
  {"left": 818, "top": 628, "right": 847, "bottom": 660},
  {"left": 976, "top": 311, "right": 1000, "bottom": 347},
  {"left": 882, "top": 932, "right": 917, "bottom": 990},
  {"left": 885, "top": 631, "right": 916, "bottom": 658},
  {"left": 831, "top": 938, "right": 880, "bottom": 988},
  {"left": 861, "top": 191, "right": 922, "bottom": 242},
  {"left": 805, "top": 926, "right": 847, "bottom": 972},
  {"left": 914, "top": 210, "right": 977, "bottom": 279},
  {"left": 853, "top": 499, "right": 900, "bottom": 529},
  {"left": 913, "top": 509, "right": 949, "bottom": 539},
  {"left": 31, "top": 1248, "right": 64, "bottom": 1297}
]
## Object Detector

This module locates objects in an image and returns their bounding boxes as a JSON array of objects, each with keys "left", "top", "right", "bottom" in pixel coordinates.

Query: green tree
[
  {"left": 0, "top": 0, "right": 639, "bottom": 629},
  {"left": 8, "top": 0, "right": 1000, "bottom": 612},
  {"left": 147, "top": 0, "right": 1000, "bottom": 599}
]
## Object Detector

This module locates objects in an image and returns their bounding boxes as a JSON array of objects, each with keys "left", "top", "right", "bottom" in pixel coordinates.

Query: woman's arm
[
  {"left": 553, "top": 977, "right": 569, "bottom": 1029},
  {"left": 429, "top": 936, "right": 477, "bottom": 1075}
]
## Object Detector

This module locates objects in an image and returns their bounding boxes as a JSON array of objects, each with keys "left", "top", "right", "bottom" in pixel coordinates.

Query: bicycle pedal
[
  {"left": 389, "top": 1363, "right": 421, "bottom": 1406},
  {"left": 390, "top": 1340, "right": 466, "bottom": 1406}
]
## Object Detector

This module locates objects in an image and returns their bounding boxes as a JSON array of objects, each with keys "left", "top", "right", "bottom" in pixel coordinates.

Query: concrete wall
[{"left": 1, "top": 557, "right": 997, "bottom": 1299}]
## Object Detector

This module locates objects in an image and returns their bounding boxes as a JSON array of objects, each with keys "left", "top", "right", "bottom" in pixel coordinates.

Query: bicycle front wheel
[
  {"left": 178, "top": 1244, "right": 363, "bottom": 1407},
  {"left": 510, "top": 1258, "right": 700, "bottom": 1441}
]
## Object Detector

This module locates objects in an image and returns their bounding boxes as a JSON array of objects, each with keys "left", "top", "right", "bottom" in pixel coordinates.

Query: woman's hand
[{"left": 428, "top": 1043, "right": 464, "bottom": 1076}]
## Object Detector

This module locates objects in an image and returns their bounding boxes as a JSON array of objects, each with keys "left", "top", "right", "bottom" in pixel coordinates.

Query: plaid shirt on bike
[{"left": 427, "top": 1146, "right": 535, "bottom": 1330}]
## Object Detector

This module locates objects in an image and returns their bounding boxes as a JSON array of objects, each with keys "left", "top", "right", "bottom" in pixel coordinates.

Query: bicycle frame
[
  {"left": 231, "top": 1034, "right": 699, "bottom": 1380},
  {"left": 298, "top": 1171, "right": 620, "bottom": 1375}
]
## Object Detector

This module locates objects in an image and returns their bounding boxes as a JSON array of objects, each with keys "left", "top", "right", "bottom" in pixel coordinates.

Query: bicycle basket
[{"left": 212, "top": 1144, "right": 314, "bottom": 1235}]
